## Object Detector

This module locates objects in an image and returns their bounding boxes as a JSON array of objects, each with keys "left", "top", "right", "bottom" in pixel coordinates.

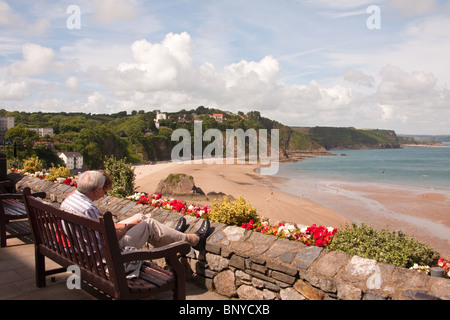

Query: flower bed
[
  {"left": 10, "top": 168, "right": 76, "bottom": 187},
  {"left": 242, "top": 217, "right": 336, "bottom": 247},
  {"left": 126, "top": 192, "right": 211, "bottom": 218},
  {"left": 410, "top": 258, "right": 450, "bottom": 278},
  {"left": 127, "top": 192, "right": 336, "bottom": 248}
]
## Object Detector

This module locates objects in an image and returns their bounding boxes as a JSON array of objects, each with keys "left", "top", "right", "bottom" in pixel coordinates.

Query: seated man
[{"left": 60, "top": 170, "right": 209, "bottom": 250}]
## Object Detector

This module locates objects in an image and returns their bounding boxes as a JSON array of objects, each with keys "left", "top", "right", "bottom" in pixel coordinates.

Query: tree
[
  {"left": 4, "top": 127, "right": 39, "bottom": 160},
  {"left": 103, "top": 155, "right": 135, "bottom": 198}
]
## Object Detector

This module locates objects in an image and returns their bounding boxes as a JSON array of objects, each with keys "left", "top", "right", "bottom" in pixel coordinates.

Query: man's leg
[{"left": 118, "top": 214, "right": 194, "bottom": 249}]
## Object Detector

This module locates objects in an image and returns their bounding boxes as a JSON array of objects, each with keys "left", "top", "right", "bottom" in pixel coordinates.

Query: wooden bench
[
  {"left": 0, "top": 181, "right": 46, "bottom": 247},
  {"left": 22, "top": 187, "right": 191, "bottom": 300}
]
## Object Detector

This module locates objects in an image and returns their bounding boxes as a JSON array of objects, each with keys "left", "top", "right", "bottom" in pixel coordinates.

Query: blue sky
[{"left": 1, "top": 0, "right": 450, "bottom": 134}]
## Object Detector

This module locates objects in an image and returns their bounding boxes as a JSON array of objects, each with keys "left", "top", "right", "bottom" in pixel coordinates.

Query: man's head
[{"left": 77, "top": 171, "right": 106, "bottom": 200}]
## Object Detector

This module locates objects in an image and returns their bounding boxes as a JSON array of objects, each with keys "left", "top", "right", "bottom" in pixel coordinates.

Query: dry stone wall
[{"left": 9, "top": 173, "right": 450, "bottom": 300}]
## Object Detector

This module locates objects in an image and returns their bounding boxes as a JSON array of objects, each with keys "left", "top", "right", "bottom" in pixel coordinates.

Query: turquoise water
[{"left": 277, "top": 147, "right": 450, "bottom": 191}]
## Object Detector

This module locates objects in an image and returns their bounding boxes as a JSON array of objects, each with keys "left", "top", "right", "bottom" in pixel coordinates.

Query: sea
[
  {"left": 273, "top": 147, "right": 450, "bottom": 255},
  {"left": 276, "top": 147, "right": 450, "bottom": 191}
]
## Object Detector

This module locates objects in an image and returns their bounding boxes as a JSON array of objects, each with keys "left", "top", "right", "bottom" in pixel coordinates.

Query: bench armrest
[
  {"left": 0, "top": 192, "right": 46, "bottom": 200},
  {"left": 0, "top": 193, "right": 24, "bottom": 201},
  {"left": 120, "top": 241, "right": 191, "bottom": 263}
]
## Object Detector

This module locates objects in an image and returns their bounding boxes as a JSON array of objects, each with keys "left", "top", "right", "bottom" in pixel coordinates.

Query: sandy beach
[
  {"left": 279, "top": 176, "right": 450, "bottom": 258},
  {"left": 133, "top": 161, "right": 450, "bottom": 258},
  {"left": 133, "top": 161, "right": 352, "bottom": 228}
]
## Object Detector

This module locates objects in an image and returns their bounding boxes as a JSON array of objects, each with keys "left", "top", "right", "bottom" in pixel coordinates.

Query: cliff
[{"left": 295, "top": 127, "right": 401, "bottom": 151}]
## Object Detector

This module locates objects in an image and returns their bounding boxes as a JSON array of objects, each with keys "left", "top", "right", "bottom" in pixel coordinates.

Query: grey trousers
[{"left": 118, "top": 214, "right": 187, "bottom": 249}]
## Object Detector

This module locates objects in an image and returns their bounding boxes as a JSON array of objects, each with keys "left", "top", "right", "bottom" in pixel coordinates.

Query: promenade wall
[{"left": 9, "top": 173, "right": 450, "bottom": 300}]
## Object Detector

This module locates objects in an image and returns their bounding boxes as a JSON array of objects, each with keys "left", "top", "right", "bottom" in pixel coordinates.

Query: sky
[{"left": 1, "top": 0, "right": 450, "bottom": 135}]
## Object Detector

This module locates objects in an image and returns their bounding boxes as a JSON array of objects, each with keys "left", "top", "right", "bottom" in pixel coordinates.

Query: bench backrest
[{"left": 22, "top": 187, "right": 129, "bottom": 298}]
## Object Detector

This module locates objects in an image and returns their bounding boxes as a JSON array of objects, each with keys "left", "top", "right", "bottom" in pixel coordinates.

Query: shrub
[
  {"left": 328, "top": 223, "right": 440, "bottom": 268},
  {"left": 23, "top": 156, "right": 43, "bottom": 173},
  {"left": 209, "top": 196, "right": 258, "bottom": 226},
  {"left": 103, "top": 155, "right": 135, "bottom": 198},
  {"left": 45, "top": 165, "right": 71, "bottom": 182}
]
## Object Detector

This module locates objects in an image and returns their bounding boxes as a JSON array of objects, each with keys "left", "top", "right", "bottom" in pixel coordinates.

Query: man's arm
[{"left": 114, "top": 219, "right": 142, "bottom": 240}]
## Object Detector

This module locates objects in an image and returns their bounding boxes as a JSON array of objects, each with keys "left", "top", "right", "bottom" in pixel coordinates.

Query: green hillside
[
  {"left": 293, "top": 126, "right": 401, "bottom": 150},
  {"left": 1, "top": 108, "right": 323, "bottom": 169}
]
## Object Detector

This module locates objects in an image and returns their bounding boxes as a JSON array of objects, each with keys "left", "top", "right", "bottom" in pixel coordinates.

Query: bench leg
[
  {"left": 35, "top": 248, "right": 46, "bottom": 288},
  {"left": 173, "top": 282, "right": 186, "bottom": 300},
  {"left": 0, "top": 214, "right": 6, "bottom": 247},
  {"left": 173, "top": 270, "right": 186, "bottom": 300}
]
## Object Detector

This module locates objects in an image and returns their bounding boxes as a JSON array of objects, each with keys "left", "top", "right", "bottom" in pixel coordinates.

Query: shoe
[
  {"left": 193, "top": 219, "right": 210, "bottom": 250},
  {"left": 175, "top": 217, "right": 187, "bottom": 232}
]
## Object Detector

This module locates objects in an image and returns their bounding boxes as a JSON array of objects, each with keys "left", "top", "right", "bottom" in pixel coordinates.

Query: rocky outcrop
[{"left": 155, "top": 173, "right": 205, "bottom": 195}]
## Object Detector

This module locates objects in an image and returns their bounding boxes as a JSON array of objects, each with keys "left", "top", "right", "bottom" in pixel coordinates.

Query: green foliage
[
  {"left": 45, "top": 165, "right": 71, "bottom": 182},
  {"left": 209, "top": 196, "right": 258, "bottom": 226},
  {"left": 103, "top": 155, "right": 135, "bottom": 198},
  {"left": 329, "top": 223, "right": 440, "bottom": 268},
  {"left": 5, "top": 127, "right": 39, "bottom": 160},
  {"left": 309, "top": 127, "right": 400, "bottom": 150},
  {"left": 4, "top": 108, "right": 326, "bottom": 167},
  {"left": 23, "top": 156, "right": 43, "bottom": 173},
  {"left": 7, "top": 158, "right": 22, "bottom": 170},
  {"left": 34, "top": 146, "right": 64, "bottom": 169}
]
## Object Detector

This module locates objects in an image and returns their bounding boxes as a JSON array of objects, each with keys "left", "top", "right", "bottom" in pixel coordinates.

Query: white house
[
  {"left": 58, "top": 152, "right": 83, "bottom": 170},
  {"left": 154, "top": 111, "right": 167, "bottom": 129}
]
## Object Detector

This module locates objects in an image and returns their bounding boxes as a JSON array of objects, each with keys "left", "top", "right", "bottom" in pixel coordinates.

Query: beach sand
[
  {"left": 133, "top": 161, "right": 351, "bottom": 228},
  {"left": 133, "top": 161, "right": 450, "bottom": 258},
  {"left": 279, "top": 177, "right": 450, "bottom": 258}
]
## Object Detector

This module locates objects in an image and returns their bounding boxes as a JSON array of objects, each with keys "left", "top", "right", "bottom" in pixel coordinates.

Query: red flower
[{"left": 315, "top": 238, "right": 325, "bottom": 247}]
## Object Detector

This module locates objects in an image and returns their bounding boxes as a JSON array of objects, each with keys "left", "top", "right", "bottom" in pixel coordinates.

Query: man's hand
[{"left": 115, "top": 219, "right": 142, "bottom": 239}]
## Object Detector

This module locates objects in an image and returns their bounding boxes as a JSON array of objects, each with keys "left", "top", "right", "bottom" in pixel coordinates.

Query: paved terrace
[{"left": 0, "top": 221, "right": 228, "bottom": 300}]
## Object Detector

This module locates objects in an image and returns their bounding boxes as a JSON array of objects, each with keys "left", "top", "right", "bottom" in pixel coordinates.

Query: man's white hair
[{"left": 77, "top": 171, "right": 106, "bottom": 195}]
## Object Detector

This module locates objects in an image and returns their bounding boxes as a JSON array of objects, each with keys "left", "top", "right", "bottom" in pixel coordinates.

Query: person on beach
[{"left": 60, "top": 170, "right": 210, "bottom": 251}]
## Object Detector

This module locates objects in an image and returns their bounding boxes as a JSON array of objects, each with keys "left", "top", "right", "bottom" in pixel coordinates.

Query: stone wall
[{"left": 9, "top": 173, "right": 450, "bottom": 300}]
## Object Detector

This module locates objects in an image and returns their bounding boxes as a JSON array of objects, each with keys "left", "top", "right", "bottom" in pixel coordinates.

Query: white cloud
[
  {"left": 377, "top": 65, "right": 437, "bottom": 101},
  {"left": 0, "top": 0, "right": 20, "bottom": 26},
  {"left": 81, "top": 92, "right": 111, "bottom": 114},
  {"left": 0, "top": 80, "right": 29, "bottom": 100},
  {"left": 223, "top": 56, "right": 281, "bottom": 88},
  {"left": 54, "top": 31, "right": 444, "bottom": 134},
  {"left": 65, "top": 76, "right": 80, "bottom": 92},
  {"left": 344, "top": 68, "right": 375, "bottom": 87},
  {"left": 8, "top": 43, "right": 56, "bottom": 77}
]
